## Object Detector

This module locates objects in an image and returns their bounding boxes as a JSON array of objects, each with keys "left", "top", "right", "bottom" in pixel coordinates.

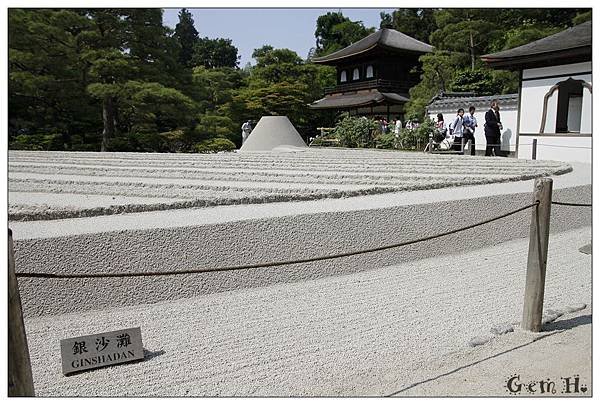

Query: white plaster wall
[
  {"left": 518, "top": 136, "right": 592, "bottom": 163},
  {"left": 581, "top": 86, "right": 592, "bottom": 134},
  {"left": 428, "top": 108, "right": 518, "bottom": 152},
  {"left": 518, "top": 62, "right": 592, "bottom": 163},
  {"left": 520, "top": 65, "right": 591, "bottom": 134}
]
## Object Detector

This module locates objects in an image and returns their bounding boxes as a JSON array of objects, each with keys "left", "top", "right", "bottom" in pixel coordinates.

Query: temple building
[
  {"left": 482, "top": 21, "right": 592, "bottom": 163},
  {"left": 308, "top": 28, "right": 433, "bottom": 121}
]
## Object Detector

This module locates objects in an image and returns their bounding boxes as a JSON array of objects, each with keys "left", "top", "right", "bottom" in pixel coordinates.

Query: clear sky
[{"left": 162, "top": 8, "right": 396, "bottom": 67}]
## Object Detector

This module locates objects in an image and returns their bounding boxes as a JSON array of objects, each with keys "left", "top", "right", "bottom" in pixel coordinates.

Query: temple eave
[{"left": 308, "top": 91, "right": 409, "bottom": 110}]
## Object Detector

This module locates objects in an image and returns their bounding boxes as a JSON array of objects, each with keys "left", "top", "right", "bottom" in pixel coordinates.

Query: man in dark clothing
[
  {"left": 463, "top": 106, "right": 477, "bottom": 156},
  {"left": 484, "top": 100, "right": 502, "bottom": 156}
]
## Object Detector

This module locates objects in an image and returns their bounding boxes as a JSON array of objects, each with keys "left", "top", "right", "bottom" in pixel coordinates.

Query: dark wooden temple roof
[
  {"left": 312, "top": 28, "right": 433, "bottom": 65},
  {"left": 308, "top": 90, "right": 409, "bottom": 109},
  {"left": 481, "top": 21, "right": 591, "bottom": 70}
]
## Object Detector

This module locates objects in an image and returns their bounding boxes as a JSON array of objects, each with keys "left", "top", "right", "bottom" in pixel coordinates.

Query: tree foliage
[
  {"left": 314, "top": 12, "right": 375, "bottom": 57},
  {"left": 174, "top": 8, "right": 199, "bottom": 68},
  {"left": 380, "top": 9, "right": 436, "bottom": 43},
  {"left": 192, "top": 37, "right": 239, "bottom": 68}
]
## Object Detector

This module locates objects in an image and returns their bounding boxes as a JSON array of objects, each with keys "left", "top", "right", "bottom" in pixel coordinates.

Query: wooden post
[
  {"left": 521, "top": 178, "right": 553, "bottom": 332},
  {"left": 8, "top": 229, "right": 35, "bottom": 396},
  {"left": 532, "top": 138, "right": 538, "bottom": 160}
]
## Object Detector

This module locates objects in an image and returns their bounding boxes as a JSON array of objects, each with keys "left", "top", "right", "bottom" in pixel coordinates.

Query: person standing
[
  {"left": 484, "top": 100, "right": 502, "bottom": 156},
  {"left": 394, "top": 117, "right": 402, "bottom": 136},
  {"left": 449, "top": 108, "right": 465, "bottom": 153},
  {"left": 241, "top": 120, "right": 253, "bottom": 144},
  {"left": 394, "top": 117, "right": 403, "bottom": 148},
  {"left": 462, "top": 106, "right": 477, "bottom": 156}
]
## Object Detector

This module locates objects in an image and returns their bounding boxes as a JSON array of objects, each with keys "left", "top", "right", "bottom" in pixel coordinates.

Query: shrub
[
  {"left": 374, "top": 131, "right": 397, "bottom": 149},
  {"left": 399, "top": 119, "right": 436, "bottom": 150},
  {"left": 108, "top": 136, "right": 138, "bottom": 152},
  {"left": 331, "top": 114, "right": 379, "bottom": 148},
  {"left": 9, "top": 133, "right": 64, "bottom": 150},
  {"left": 194, "top": 138, "right": 237, "bottom": 153}
]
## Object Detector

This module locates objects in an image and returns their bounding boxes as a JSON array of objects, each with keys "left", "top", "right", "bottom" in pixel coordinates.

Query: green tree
[
  {"left": 450, "top": 68, "right": 517, "bottom": 95},
  {"left": 223, "top": 46, "right": 337, "bottom": 144},
  {"left": 382, "top": 9, "right": 437, "bottom": 43},
  {"left": 174, "top": 8, "right": 199, "bottom": 68},
  {"left": 431, "top": 9, "right": 503, "bottom": 70},
  {"left": 8, "top": 9, "right": 98, "bottom": 148},
  {"left": 379, "top": 11, "right": 393, "bottom": 29},
  {"left": 404, "top": 51, "right": 459, "bottom": 120},
  {"left": 314, "top": 12, "right": 375, "bottom": 57},
  {"left": 79, "top": 9, "right": 133, "bottom": 150},
  {"left": 192, "top": 66, "right": 245, "bottom": 112},
  {"left": 191, "top": 37, "right": 239, "bottom": 68}
]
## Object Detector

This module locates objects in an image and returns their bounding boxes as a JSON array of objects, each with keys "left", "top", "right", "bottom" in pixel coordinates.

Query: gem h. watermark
[{"left": 505, "top": 374, "right": 588, "bottom": 395}]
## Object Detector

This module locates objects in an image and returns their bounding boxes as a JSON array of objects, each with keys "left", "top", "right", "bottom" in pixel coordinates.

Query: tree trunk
[
  {"left": 469, "top": 31, "right": 475, "bottom": 70},
  {"left": 101, "top": 95, "right": 116, "bottom": 152}
]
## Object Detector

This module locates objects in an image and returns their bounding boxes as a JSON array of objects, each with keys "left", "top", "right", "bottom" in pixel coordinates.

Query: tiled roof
[
  {"left": 308, "top": 90, "right": 409, "bottom": 109},
  {"left": 427, "top": 93, "right": 519, "bottom": 112},
  {"left": 312, "top": 28, "right": 433, "bottom": 64}
]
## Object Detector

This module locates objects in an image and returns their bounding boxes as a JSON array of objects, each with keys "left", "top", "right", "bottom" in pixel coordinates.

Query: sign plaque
[{"left": 60, "top": 327, "right": 144, "bottom": 375}]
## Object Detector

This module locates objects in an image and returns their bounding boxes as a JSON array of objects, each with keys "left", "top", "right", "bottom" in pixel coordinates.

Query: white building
[
  {"left": 427, "top": 92, "right": 519, "bottom": 156},
  {"left": 482, "top": 21, "right": 592, "bottom": 163}
]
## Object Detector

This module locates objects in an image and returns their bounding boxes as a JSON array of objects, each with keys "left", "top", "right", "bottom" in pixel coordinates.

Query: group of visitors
[{"left": 434, "top": 99, "right": 504, "bottom": 156}]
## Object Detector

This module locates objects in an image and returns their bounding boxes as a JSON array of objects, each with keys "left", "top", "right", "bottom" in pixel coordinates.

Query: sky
[{"left": 162, "top": 8, "right": 396, "bottom": 67}]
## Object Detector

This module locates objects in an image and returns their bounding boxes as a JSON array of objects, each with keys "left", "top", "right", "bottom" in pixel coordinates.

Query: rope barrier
[
  {"left": 15, "top": 202, "right": 539, "bottom": 280},
  {"left": 551, "top": 201, "right": 592, "bottom": 207}
]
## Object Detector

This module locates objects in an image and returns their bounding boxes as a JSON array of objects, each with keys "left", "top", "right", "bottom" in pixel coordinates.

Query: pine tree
[{"left": 174, "top": 8, "right": 199, "bottom": 68}]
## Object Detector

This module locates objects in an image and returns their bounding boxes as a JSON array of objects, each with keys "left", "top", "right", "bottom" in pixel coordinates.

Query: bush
[
  {"left": 374, "top": 131, "right": 397, "bottom": 149},
  {"left": 194, "top": 138, "right": 237, "bottom": 153},
  {"left": 9, "top": 133, "right": 64, "bottom": 150},
  {"left": 108, "top": 136, "right": 138, "bottom": 152},
  {"left": 331, "top": 114, "right": 379, "bottom": 148},
  {"left": 399, "top": 119, "right": 436, "bottom": 150}
]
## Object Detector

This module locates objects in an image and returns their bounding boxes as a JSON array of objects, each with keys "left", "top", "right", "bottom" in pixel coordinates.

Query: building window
[
  {"left": 352, "top": 68, "right": 360, "bottom": 81},
  {"left": 540, "top": 78, "right": 591, "bottom": 133},
  {"left": 366, "top": 65, "right": 374, "bottom": 78},
  {"left": 340, "top": 70, "right": 347, "bottom": 83}
]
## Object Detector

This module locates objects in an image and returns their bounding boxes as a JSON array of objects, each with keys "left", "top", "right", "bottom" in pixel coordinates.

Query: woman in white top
[{"left": 449, "top": 108, "right": 465, "bottom": 153}]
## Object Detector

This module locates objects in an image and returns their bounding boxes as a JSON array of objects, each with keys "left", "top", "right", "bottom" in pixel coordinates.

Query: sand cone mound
[{"left": 239, "top": 116, "right": 308, "bottom": 152}]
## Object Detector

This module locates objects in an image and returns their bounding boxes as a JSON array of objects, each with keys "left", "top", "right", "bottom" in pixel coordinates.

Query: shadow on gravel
[
  {"left": 386, "top": 329, "right": 567, "bottom": 397},
  {"left": 543, "top": 314, "right": 591, "bottom": 332},
  {"left": 143, "top": 349, "right": 166, "bottom": 361}
]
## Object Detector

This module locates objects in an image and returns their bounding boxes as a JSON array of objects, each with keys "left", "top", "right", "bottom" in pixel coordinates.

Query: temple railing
[{"left": 323, "top": 79, "right": 416, "bottom": 94}]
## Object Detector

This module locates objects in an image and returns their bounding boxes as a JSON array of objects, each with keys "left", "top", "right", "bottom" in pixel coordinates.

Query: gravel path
[
  {"left": 24, "top": 226, "right": 591, "bottom": 397},
  {"left": 9, "top": 150, "right": 571, "bottom": 221},
  {"left": 393, "top": 306, "right": 591, "bottom": 396}
]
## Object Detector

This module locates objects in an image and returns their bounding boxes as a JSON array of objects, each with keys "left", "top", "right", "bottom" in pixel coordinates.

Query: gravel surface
[
  {"left": 392, "top": 306, "right": 591, "bottom": 397},
  {"left": 9, "top": 149, "right": 571, "bottom": 221},
  {"left": 23, "top": 226, "right": 591, "bottom": 397}
]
